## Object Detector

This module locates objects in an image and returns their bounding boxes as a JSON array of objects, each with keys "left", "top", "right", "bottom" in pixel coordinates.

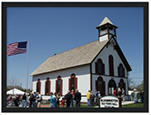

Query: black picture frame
[{"left": 2, "top": 2, "right": 149, "bottom": 112}]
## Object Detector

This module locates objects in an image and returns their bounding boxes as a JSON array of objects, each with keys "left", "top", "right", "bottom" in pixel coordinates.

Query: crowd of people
[
  {"left": 7, "top": 92, "right": 42, "bottom": 108},
  {"left": 7, "top": 89, "right": 82, "bottom": 108},
  {"left": 7, "top": 87, "right": 139, "bottom": 108},
  {"left": 86, "top": 87, "right": 125, "bottom": 107},
  {"left": 49, "top": 89, "right": 81, "bottom": 108}
]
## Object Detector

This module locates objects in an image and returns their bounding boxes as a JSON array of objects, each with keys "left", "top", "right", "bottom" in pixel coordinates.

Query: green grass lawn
[
  {"left": 40, "top": 102, "right": 144, "bottom": 108},
  {"left": 80, "top": 104, "right": 95, "bottom": 108},
  {"left": 81, "top": 103, "right": 144, "bottom": 108},
  {"left": 122, "top": 102, "right": 144, "bottom": 108}
]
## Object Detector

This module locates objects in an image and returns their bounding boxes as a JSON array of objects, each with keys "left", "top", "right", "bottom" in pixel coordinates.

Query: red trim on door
[{"left": 75, "top": 77, "right": 77, "bottom": 90}]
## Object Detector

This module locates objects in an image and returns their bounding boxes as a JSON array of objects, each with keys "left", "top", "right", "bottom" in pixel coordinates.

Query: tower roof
[{"left": 99, "top": 17, "right": 113, "bottom": 26}]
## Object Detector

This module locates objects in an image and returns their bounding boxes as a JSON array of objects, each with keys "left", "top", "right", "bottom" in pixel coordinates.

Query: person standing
[
  {"left": 97, "top": 91, "right": 101, "bottom": 107},
  {"left": 50, "top": 92, "right": 56, "bottom": 108},
  {"left": 90, "top": 91, "right": 95, "bottom": 106},
  {"left": 9, "top": 95, "right": 13, "bottom": 106},
  {"left": 87, "top": 90, "right": 91, "bottom": 106},
  {"left": 70, "top": 90, "right": 75, "bottom": 108},
  {"left": 55, "top": 92, "right": 61, "bottom": 108},
  {"left": 140, "top": 91, "right": 144, "bottom": 103},
  {"left": 61, "top": 97, "right": 65, "bottom": 108},
  {"left": 93, "top": 90, "right": 98, "bottom": 105},
  {"left": 37, "top": 92, "right": 42, "bottom": 108},
  {"left": 118, "top": 87, "right": 122, "bottom": 107},
  {"left": 133, "top": 89, "right": 138, "bottom": 104},
  {"left": 74, "top": 89, "right": 81, "bottom": 107},
  {"left": 113, "top": 89, "right": 117, "bottom": 96},
  {"left": 65, "top": 91, "right": 72, "bottom": 108},
  {"left": 14, "top": 95, "right": 19, "bottom": 107},
  {"left": 33, "top": 92, "right": 37, "bottom": 107},
  {"left": 29, "top": 93, "right": 34, "bottom": 107},
  {"left": 22, "top": 93, "right": 27, "bottom": 108},
  {"left": 94, "top": 90, "right": 100, "bottom": 106},
  {"left": 118, "top": 87, "right": 122, "bottom": 97}
]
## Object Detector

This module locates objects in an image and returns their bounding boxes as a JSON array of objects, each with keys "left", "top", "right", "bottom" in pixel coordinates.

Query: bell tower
[{"left": 96, "top": 17, "right": 117, "bottom": 42}]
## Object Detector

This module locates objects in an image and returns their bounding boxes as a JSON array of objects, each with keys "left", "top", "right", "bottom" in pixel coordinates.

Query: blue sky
[{"left": 7, "top": 7, "right": 143, "bottom": 89}]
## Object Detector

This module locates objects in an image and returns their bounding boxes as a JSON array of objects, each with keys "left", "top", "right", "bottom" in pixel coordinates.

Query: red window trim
[
  {"left": 45, "top": 78, "right": 51, "bottom": 95},
  {"left": 118, "top": 64, "right": 125, "bottom": 77},
  {"left": 55, "top": 76, "right": 63, "bottom": 95},
  {"left": 36, "top": 79, "right": 41, "bottom": 94},
  {"left": 69, "top": 74, "right": 77, "bottom": 91},
  {"left": 95, "top": 58, "right": 105, "bottom": 75}
]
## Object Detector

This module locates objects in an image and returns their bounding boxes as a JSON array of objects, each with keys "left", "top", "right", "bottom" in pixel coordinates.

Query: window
[
  {"left": 100, "top": 29, "right": 108, "bottom": 36},
  {"left": 45, "top": 78, "right": 50, "bottom": 95},
  {"left": 109, "top": 28, "right": 115, "bottom": 35},
  {"left": 69, "top": 73, "right": 77, "bottom": 91},
  {"left": 109, "top": 55, "right": 114, "bottom": 76},
  {"left": 36, "top": 79, "right": 41, "bottom": 94},
  {"left": 56, "top": 76, "right": 63, "bottom": 95},
  {"left": 95, "top": 58, "right": 105, "bottom": 75},
  {"left": 118, "top": 64, "right": 125, "bottom": 77}
]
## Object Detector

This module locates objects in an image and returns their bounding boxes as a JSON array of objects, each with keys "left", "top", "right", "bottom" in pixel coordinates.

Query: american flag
[{"left": 7, "top": 41, "right": 27, "bottom": 56}]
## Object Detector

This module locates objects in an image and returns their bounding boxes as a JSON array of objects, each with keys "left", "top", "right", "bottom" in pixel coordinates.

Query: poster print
[{"left": 2, "top": 2, "right": 148, "bottom": 112}]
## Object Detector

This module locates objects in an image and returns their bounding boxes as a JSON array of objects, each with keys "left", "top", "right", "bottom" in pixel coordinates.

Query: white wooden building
[{"left": 31, "top": 17, "right": 132, "bottom": 102}]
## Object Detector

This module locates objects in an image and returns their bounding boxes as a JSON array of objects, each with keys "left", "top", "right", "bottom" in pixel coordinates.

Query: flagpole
[{"left": 26, "top": 41, "right": 29, "bottom": 93}]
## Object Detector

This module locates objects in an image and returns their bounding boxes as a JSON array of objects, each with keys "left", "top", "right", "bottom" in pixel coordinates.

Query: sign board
[{"left": 100, "top": 96, "right": 119, "bottom": 108}]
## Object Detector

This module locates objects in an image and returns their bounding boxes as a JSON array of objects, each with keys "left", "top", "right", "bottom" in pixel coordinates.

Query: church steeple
[{"left": 96, "top": 17, "right": 117, "bottom": 42}]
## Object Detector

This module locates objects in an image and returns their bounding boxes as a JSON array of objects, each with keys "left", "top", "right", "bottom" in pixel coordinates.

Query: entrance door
[
  {"left": 96, "top": 76, "right": 105, "bottom": 96},
  {"left": 108, "top": 79, "right": 117, "bottom": 95}
]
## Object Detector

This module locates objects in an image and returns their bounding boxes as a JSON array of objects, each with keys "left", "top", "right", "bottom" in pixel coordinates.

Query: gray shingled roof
[{"left": 31, "top": 40, "right": 109, "bottom": 76}]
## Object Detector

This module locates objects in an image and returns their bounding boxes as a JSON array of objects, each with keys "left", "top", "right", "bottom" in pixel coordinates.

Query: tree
[
  {"left": 128, "top": 77, "right": 135, "bottom": 90},
  {"left": 136, "top": 81, "right": 144, "bottom": 92}
]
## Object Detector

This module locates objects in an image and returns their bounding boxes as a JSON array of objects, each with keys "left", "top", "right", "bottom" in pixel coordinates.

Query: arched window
[
  {"left": 118, "top": 64, "right": 125, "bottom": 77},
  {"left": 118, "top": 79, "right": 126, "bottom": 95},
  {"left": 109, "top": 55, "right": 114, "bottom": 76},
  {"left": 45, "top": 78, "right": 50, "bottom": 95},
  {"left": 95, "top": 58, "right": 105, "bottom": 75},
  {"left": 95, "top": 76, "right": 105, "bottom": 96},
  {"left": 69, "top": 73, "right": 77, "bottom": 91},
  {"left": 56, "top": 76, "right": 63, "bottom": 95},
  {"left": 36, "top": 79, "right": 41, "bottom": 94},
  {"left": 108, "top": 79, "right": 117, "bottom": 95}
]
